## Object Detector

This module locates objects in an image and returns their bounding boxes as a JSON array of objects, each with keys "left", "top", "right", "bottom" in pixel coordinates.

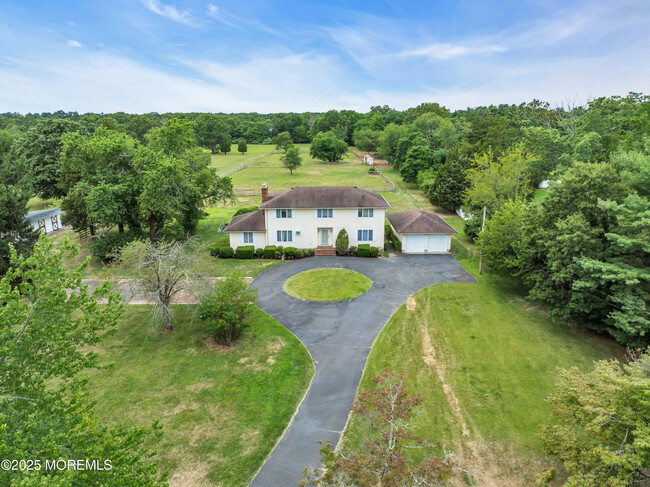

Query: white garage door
[
  {"left": 405, "top": 234, "right": 426, "bottom": 253},
  {"left": 428, "top": 234, "right": 448, "bottom": 252}
]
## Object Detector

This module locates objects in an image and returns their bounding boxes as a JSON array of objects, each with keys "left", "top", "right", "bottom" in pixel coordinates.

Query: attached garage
[{"left": 387, "top": 210, "right": 457, "bottom": 254}]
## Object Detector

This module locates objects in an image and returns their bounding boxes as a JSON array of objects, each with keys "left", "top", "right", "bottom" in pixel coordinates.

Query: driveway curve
[{"left": 249, "top": 254, "right": 476, "bottom": 487}]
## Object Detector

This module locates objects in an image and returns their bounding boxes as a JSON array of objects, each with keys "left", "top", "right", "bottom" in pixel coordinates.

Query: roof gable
[
  {"left": 259, "top": 186, "right": 390, "bottom": 209},
  {"left": 387, "top": 210, "right": 457, "bottom": 235},
  {"left": 223, "top": 209, "right": 265, "bottom": 232}
]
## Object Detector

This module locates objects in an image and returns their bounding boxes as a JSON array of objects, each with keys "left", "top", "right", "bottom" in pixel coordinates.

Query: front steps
[{"left": 314, "top": 246, "right": 336, "bottom": 256}]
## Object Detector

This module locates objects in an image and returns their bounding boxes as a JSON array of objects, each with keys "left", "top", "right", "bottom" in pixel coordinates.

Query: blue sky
[{"left": 0, "top": 0, "right": 649, "bottom": 113}]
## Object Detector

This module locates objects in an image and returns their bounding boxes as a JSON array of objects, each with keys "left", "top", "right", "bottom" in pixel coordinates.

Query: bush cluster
[
  {"left": 219, "top": 246, "right": 234, "bottom": 258},
  {"left": 235, "top": 245, "right": 254, "bottom": 259},
  {"left": 264, "top": 245, "right": 277, "bottom": 259},
  {"left": 392, "top": 237, "right": 402, "bottom": 252},
  {"left": 90, "top": 229, "right": 144, "bottom": 262},
  {"left": 232, "top": 206, "right": 259, "bottom": 217},
  {"left": 357, "top": 244, "right": 371, "bottom": 257}
]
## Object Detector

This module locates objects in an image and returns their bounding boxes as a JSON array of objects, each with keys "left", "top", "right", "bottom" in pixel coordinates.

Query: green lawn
[
  {"left": 87, "top": 304, "right": 314, "bottom": 487},
  {"left": 230, "top": 163, "right": 385, "bottom": 191},
  {"left": 27, "top": 196, "right": 61, "bottom": 212},
  {"left": 283, "top": 268, "right": 372, "bottom": 301},
  {"left": 342, "top": 254, "right": 623, "bottom": 485},
  {"left": 533, "top": 188, "right": 548, "bottom": 202}
]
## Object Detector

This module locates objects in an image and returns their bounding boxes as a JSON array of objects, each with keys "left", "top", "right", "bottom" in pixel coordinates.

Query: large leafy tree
[
  {"left": 0, "top": 130, "right": 39, "bottom": 276},
  {"left": 17, "top": 118, "right": 83, "bottom": 199},
  {"left": 309, "top": 131, "right": 348, "bottom": 163},
  {"left": 464, "top": 146, "right": 534, "bottom": 213},
  {"left": 0, "top": 237, "right": 166, "bottom": 486},
  {"left": 400, "top": 146, "right": 444, "bottom": 183},
  {"left": 540, "top": 350, "right": 650, "bottom": 486},
  {"left": 59, "top": 127, "right": 140, "bottom": 234}
]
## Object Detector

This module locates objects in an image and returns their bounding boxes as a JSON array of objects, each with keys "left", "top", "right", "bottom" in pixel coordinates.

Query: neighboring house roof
[
  {"left": 259, "top": 186, "right": 390, "bottom": 209},
  {"left": 25, "top": 208, "right": 62, "bottom": 223},
  {"left": 387, "top": 210, "right": 457, "bottom": 235},
  {"left": 223, "top": 209, "right": 266, "bottom": 232}
]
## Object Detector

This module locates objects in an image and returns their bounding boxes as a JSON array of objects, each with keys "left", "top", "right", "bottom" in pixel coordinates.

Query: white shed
[
  {"left": 362, "top": 154, "right": 374, "bottom": 165},
  {"left": 26, "top": 208, "right": 64, "bottom": 234},
  {"left": 387, "top": 210, "right": 457, "bottom": 254}
]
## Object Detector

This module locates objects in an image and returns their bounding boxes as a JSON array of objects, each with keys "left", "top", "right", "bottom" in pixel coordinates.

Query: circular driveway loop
[{"left": 248, "top": 255, "right": 476, "bottom": 487}]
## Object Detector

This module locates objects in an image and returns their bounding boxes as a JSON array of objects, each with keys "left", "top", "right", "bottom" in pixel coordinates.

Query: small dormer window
[
  {"left": 276, "top": 209, "right": 292, "bottom": 218},
  {"left": 358, "top": 209, "right": 374, "bottom": 217},
  {"left": 317, "top": 209, "right": 333, "bottom": 218}
]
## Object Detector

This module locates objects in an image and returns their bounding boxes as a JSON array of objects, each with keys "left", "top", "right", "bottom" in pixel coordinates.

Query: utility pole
[{"left": 478, "top": 205, "right": 487, "bottom": 275}]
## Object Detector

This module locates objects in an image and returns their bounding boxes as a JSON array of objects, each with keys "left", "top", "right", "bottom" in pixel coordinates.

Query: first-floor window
[
  {"left": 277, "top": 230, "right": 293, "bottom": 242},
  {"left": 242, "top": 232, "right": 254, "bottom": 244},
  {"left": 357, "top": 229, "right": 374, "bottom": 241}
]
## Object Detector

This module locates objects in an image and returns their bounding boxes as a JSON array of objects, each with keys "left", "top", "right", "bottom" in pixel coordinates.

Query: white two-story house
[{"left": 224, "top": 185, "right": 390, "bottom": 255}]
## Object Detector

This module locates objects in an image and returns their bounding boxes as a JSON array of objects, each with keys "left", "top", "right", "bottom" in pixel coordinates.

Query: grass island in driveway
[{"left": 283, "top": 267, "right": 372, "bottom": 301}]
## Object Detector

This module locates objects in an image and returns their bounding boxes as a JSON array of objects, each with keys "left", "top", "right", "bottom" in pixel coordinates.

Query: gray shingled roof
[
  {"left": 387, "top": 210, "right": 457, "bottom": 235},
  {"left": 259, "top": 186, "right": 390, "bottom": 209},
  {"left": 223, "top": 210, "right": 266, "bottom": 232}
]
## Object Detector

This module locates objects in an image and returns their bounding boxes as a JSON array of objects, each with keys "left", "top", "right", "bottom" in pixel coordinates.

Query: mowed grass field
[
  {"left": 210, "top": 143, "right": 358, "bottom": 176},
  {"left": 87, "top": 305, "right": 314, "bottom": 487},
  {"left": 342, "top": 252, "right": 623, "bottom": 486},
  {"left": 231, "top": 163, "right": 386, "bottom": 191}
]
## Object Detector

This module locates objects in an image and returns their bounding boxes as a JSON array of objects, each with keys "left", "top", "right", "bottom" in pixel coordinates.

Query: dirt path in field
[
  {"left": 408, "top": 296, "right": 512, "bottom": 487},
  {"left": 408, "top": 297, "right": 470, "bottom": 437}
]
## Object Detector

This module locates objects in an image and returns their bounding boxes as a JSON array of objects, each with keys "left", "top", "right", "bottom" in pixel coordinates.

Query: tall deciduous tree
[
  {"left": 281, "top": 145, "right": 302, "bottom": 175},
  {"left": 464, "top": 146, "right": 534, "bottom": 213},
  {"left": 0, "top": 236, "right": 166, "bottom": 486},
  {"left": 309, "top": 131, "right": 348, "bottom": 163},
  {"left": 17, "top": 117, "right": 83, "bottom": 199}
]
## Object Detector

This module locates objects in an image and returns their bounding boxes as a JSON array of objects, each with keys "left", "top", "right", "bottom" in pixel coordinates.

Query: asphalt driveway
[{"left": 248, "top": 254, "right": 476, "bottom": 487}]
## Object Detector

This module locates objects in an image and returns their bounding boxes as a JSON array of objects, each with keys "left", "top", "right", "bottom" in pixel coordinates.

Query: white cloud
[
  {"left": 206, "top": 3, "right": 279, "bottom": 35},
  {"left": 142, "top": 0, "right": 194, "bottom": 26},
  {"left": 66, "top": 39, "right": 82, "bottom": 48},
  {"left": 402, "top": 43, "right": 506, "bottom": 60}
]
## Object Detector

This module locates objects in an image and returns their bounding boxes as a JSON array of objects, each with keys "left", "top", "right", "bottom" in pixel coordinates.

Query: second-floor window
[
  {"left": 317, "top": 209, "right": 333, "bottom": 218},
  {"left": 358, "top": 208, "right": 374, "bottom": 217},
  {"left": 276, "top": 209, "right": 292, "bottom": 218}
]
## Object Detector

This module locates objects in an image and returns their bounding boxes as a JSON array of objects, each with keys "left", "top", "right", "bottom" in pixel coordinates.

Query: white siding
[
  {"left": 265, "top": 208, "right": 385, "bottom": 248},
  {"left": 229, "top": 232, "right": 266, "bottom": 248}
]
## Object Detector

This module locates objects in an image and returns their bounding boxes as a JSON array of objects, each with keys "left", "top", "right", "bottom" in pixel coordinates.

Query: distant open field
[
  {"left": 211, "top": 143, "right": 357, "bottom": 176},
  {"left": 230, "top": 163, "right": 386, "bottom": 191}
]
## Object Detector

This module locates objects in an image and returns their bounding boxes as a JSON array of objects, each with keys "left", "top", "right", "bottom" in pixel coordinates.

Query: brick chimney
[{"left": 261, "top": 183, "right": 269, "bottom": 202}]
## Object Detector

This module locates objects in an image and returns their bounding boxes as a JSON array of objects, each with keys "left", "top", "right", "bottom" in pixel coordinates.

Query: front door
[{"left": 320, "top": 228, "right": 329, "bottom": 246}]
